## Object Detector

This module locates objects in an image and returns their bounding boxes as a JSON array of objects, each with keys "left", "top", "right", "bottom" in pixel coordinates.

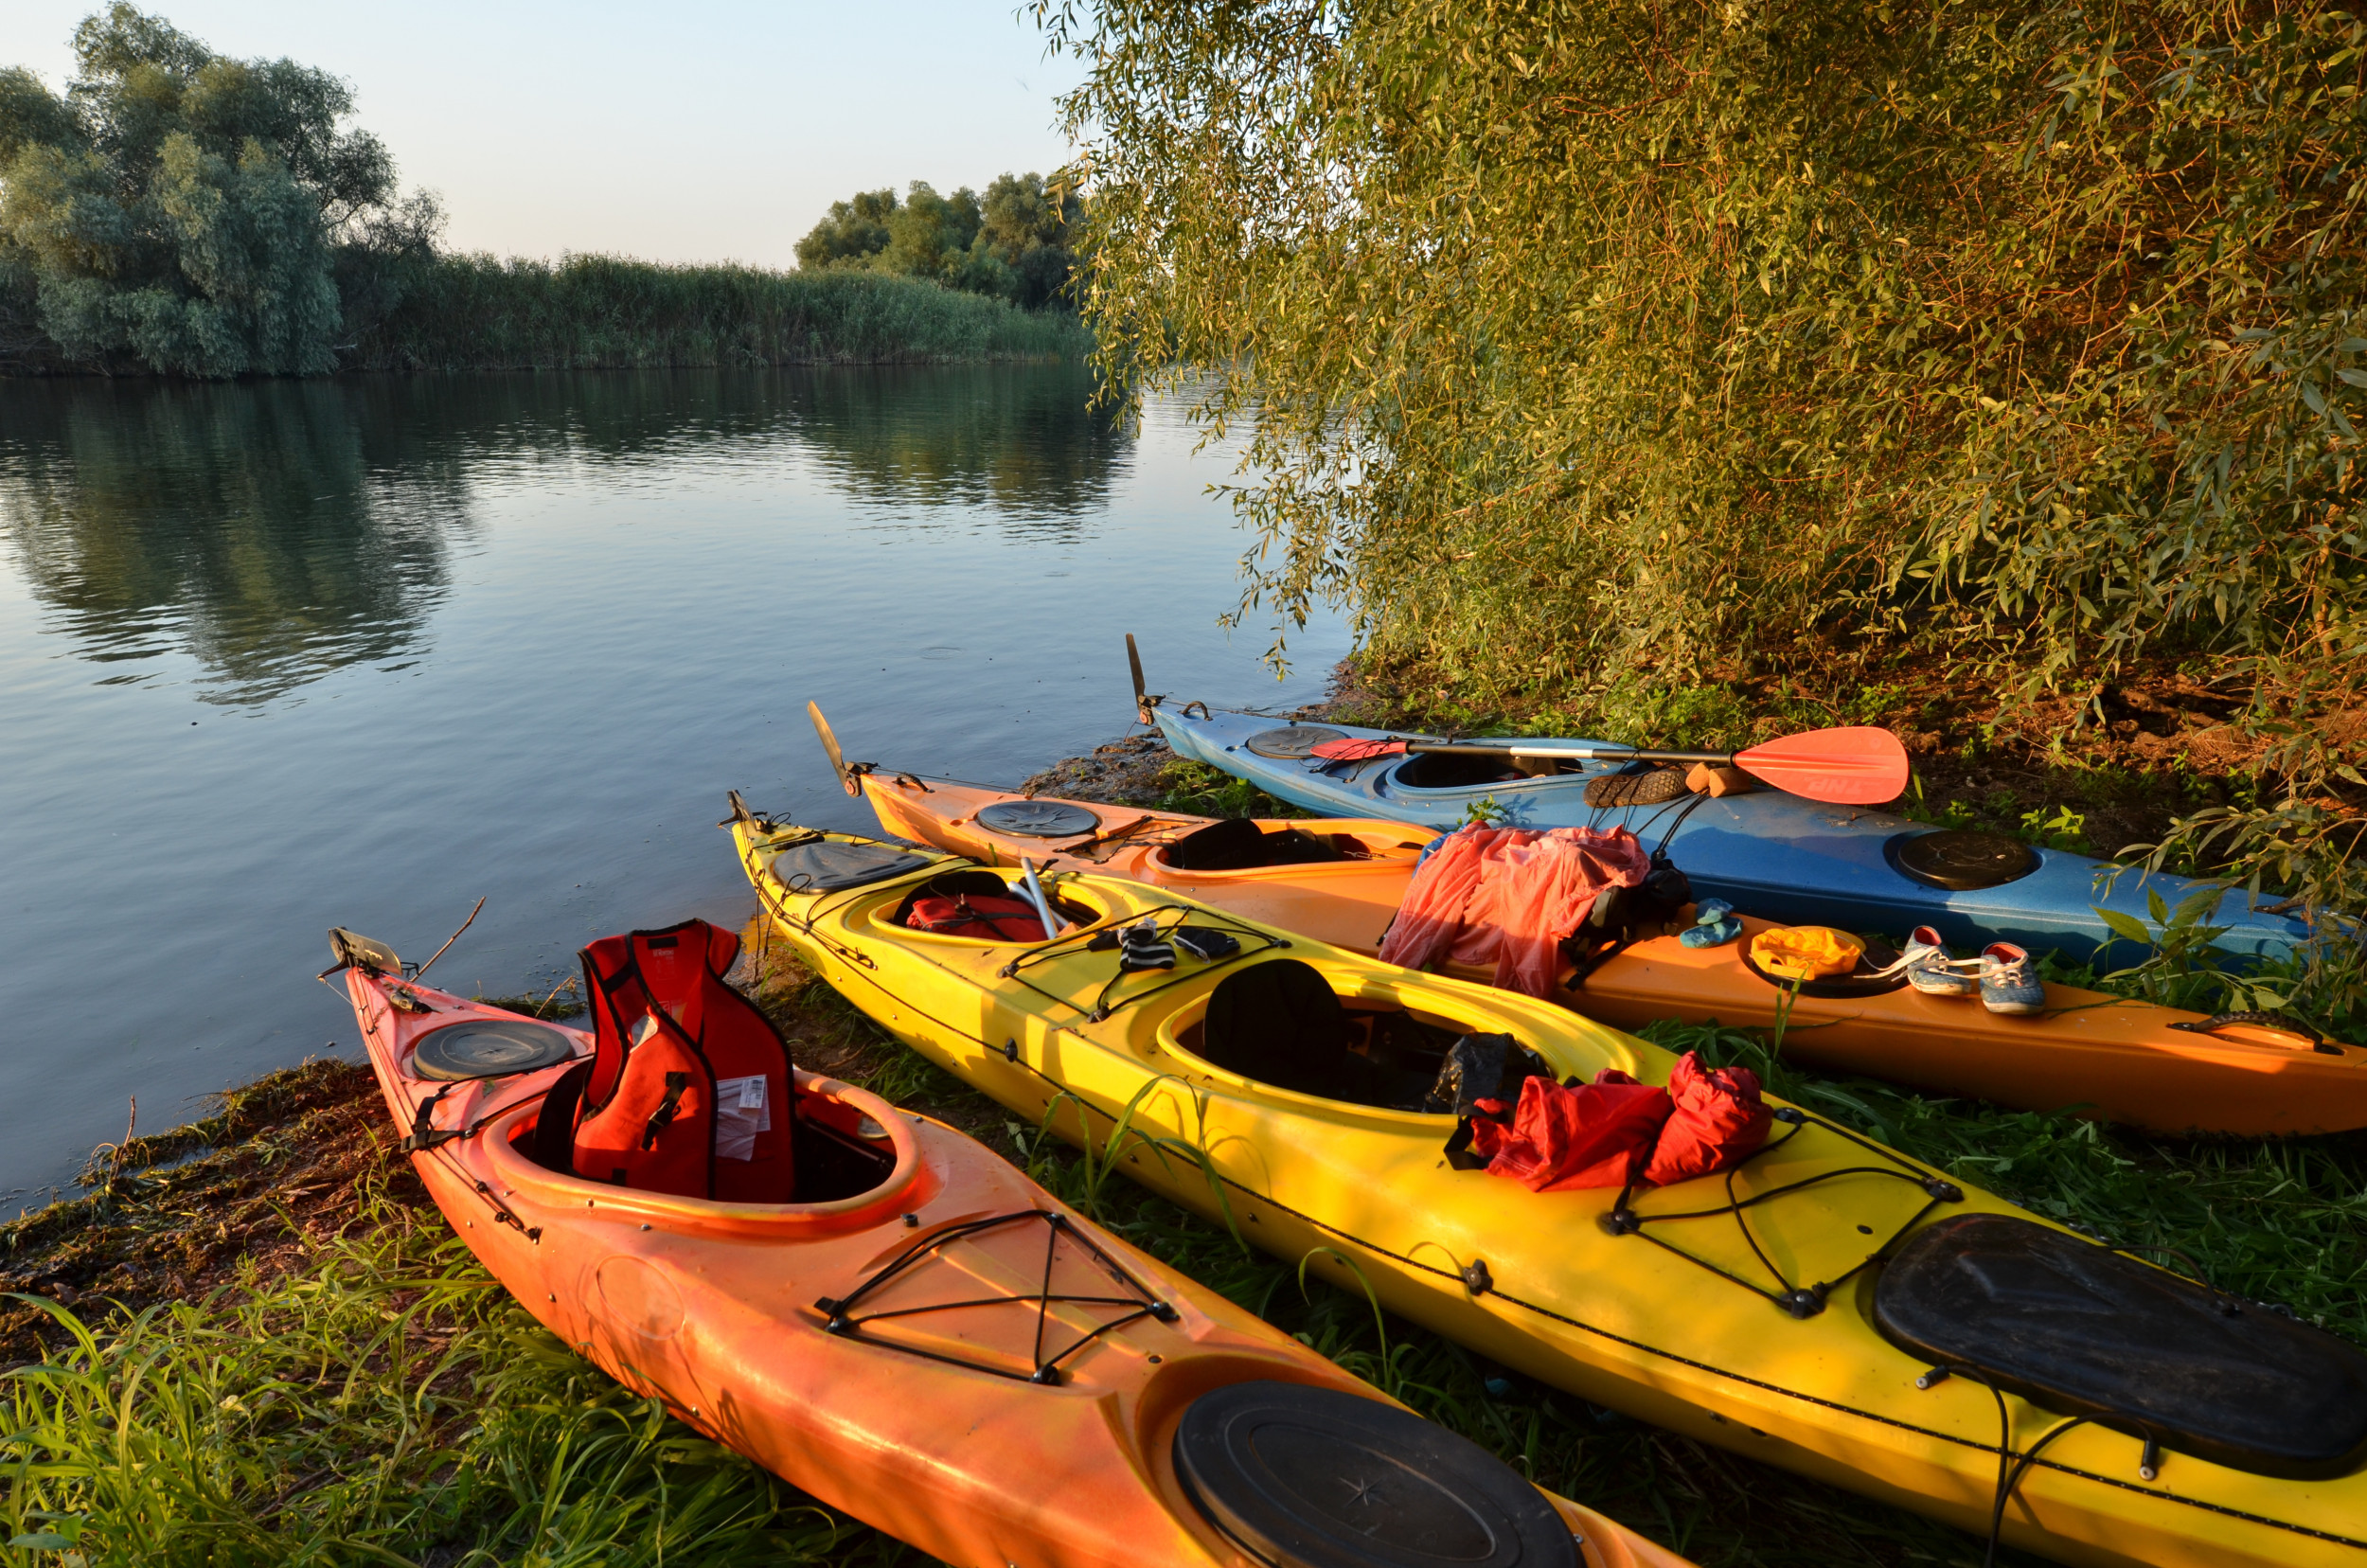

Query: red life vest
[{"left": 570, "top": 919, "right": 794, "bottom": 1202}]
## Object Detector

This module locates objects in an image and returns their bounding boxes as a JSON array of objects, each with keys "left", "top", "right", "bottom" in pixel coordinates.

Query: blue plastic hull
[{"left": 1155, "top": 707, "right": 2310, "bottom": 966}]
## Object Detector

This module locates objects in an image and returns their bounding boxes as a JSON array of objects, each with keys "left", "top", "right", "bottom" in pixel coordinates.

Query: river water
[{"left": 0, "top": 366, "right": 1346, "bottom": 1207}]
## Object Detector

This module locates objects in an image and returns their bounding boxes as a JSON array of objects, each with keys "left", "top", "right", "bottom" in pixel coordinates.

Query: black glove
[{"left": 1172, "top": 926, "right": 1242, "bottom": 962}]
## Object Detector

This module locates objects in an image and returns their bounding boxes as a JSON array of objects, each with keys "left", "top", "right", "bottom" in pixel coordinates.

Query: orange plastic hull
[
  {"left": 864, "top": 774, "right": 1432, "bottom": 953},
  {"left": 863, "top": 775, "right": 2367, "bottom": 1135},
  {"left": 340, "top": 968, "right": 1688, "bottom": 1568}
]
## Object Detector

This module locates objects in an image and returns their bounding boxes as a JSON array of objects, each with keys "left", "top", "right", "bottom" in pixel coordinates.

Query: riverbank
[{"left": 10, "top": 895, "right": 2364, "bottom": 1566}]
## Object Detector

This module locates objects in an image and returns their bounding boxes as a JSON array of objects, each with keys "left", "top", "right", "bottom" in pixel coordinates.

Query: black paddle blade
[{"left": 1126, "top": 633, "right": 1157, "bottom": 723}]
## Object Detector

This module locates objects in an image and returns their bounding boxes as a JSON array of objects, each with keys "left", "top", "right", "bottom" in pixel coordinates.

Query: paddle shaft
[{"left": 1409, "top": 741, "right": 1734, "bottom": 765}]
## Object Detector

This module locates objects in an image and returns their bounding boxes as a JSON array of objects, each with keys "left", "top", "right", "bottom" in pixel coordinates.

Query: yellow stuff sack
[{"left": 1749, "top": 926, "right": 1864, "bottom": 980}]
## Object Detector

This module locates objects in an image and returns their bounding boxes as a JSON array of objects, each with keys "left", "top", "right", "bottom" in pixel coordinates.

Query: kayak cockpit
[
  {"left": 1392, "top": 750, "right": 1586, "bottom": 788},
  {"left": 1148, "top": 816, "right": 1429, "bottom": 873},
  {"left": 879, "top": 867, "right": 1105, "bottom": 945},
  {"left": 479, "top": 1069, "right": 935, "bottom": 1238},
  {"left": 1152, "top": 957, "right": 1613, "bottom": 1115}
]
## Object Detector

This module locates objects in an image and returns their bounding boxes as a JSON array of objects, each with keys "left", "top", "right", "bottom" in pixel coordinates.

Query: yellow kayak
[{"left": 729, "top": 808, "right": 2367, "bottom": 1568}]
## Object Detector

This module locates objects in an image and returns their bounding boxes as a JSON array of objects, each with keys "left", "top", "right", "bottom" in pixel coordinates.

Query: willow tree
[
  {"left": 1043, "top": 0, "right": 2363, "bottom": 995},
  {"left": 1042, "top": 1, "right": 2361, "bottom": 683}
]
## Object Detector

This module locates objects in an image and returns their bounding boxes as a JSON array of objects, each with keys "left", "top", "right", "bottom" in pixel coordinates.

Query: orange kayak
[
  {"left": 860, "top": 773, "right": 2367, "bottom": 1135},
  {"left": 328, "top": 929, "right": 1690, "bottom": 1568}
]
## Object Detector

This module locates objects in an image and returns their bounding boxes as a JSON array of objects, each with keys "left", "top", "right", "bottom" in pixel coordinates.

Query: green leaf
[
  {"left": 2172, "top": 885, "right": 2227, "bottom": 923},
  {"left": 2146, "top": 886, "right": 2168, "bottom": 925},
  {"left": 2095, "top": 907, "right": 2157, "bottom": 944}
]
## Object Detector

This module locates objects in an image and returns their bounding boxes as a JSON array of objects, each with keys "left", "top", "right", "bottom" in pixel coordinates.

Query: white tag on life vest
[{"left": 713, "top": 1073, "right": 772, "bottom": 1160}]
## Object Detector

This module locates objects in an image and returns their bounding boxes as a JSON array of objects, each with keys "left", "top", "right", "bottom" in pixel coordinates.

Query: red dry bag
[
  {"left": 905, "top": 891, "right": 1047, "bottom": 942},
  {"left": 1468, "top": 1069, "right": 1673, "bottom": 1192},
  {"left": 1641, "top": 1053, "right": 1772, "bottom": 1186}
]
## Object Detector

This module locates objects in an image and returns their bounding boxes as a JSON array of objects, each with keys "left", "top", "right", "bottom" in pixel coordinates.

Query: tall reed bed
[{"left": 351, "top": 257, "right": 1092, "bottom": 372}]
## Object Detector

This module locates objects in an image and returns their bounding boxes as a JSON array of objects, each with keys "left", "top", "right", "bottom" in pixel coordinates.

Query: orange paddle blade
[{"left": 1733, "top": 726, "right": 1910, "bottom": 805}]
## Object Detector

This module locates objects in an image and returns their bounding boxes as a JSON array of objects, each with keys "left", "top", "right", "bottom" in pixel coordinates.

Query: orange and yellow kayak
[
  {"left": 329, "top": 929, "right": 1687, "bottom": 1568},
  {"left": 860, "top": 773, "right": 2367, "bottom": 1136}
]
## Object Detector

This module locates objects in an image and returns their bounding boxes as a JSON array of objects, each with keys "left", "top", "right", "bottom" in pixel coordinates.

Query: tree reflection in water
[{"left": 0, "top": 365, "right": 1125, "bottom": 705}]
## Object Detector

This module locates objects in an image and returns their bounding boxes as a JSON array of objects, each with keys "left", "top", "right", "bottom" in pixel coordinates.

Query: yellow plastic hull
[{"left": 736, "top": 822, "right": 2367, "bottom": 1568}]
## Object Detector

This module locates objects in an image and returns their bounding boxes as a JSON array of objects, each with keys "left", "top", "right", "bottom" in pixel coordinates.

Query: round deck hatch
[
  {"left": 1885, "top": 829, "right": 2041, "bottom": 891},
  {"left": 974, "top": 799, "right": 1101, "bottom": 838},
  {"left": 1243, "top": 725, "right": 1347, "bottom": 760},
  {"left": 411, "top": 1020, "right": 576, "bottom": 1081}
]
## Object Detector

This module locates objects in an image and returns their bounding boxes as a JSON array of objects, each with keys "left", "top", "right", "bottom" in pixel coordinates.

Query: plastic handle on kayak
[{"left": 2166, "top": 1010, "right": 2340, "bottom": 1055}]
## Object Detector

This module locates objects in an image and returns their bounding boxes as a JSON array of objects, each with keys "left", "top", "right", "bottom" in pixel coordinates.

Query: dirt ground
[{"left": 0, "top": 1059, "right": 418, "bottom": 1365}]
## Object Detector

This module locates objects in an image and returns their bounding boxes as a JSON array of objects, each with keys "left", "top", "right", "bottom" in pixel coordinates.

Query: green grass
[
  {"left": 470, "top": 981, "right": 584, "bottom": 1021},
  {"left": 0, "top": 1174, "right": 908, "bottom": 1568},
  {"left": 352, "top": 256, "right": 1092, "bottom": 372}
]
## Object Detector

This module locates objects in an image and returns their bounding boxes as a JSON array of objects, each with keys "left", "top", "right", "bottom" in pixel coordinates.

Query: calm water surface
[{"left": 0, "top": 366, "right": 1346, "bottom": 1206}]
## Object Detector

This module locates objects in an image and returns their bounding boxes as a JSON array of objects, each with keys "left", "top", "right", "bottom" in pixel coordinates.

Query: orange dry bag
[{"left": 568, "top": 919, "right": 794, "bottom": 1202}]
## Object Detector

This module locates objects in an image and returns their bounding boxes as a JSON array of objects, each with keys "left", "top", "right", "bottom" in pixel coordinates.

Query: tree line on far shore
[
  {"left": 0, "top": 6, "right": 1082, "bottom": 377},
  {"left": 794, "top": 175, "right": 1083, "bottom": 313}
]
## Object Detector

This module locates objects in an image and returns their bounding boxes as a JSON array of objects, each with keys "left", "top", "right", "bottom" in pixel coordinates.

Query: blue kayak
[{"left": 1151, "top": 704, "right": 2311, "bottom": 966}]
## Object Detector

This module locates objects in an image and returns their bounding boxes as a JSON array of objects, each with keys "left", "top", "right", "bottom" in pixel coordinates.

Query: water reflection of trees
[
  {"left": 0, "top": 379, "right": 466, "bottom": 705},
  {"left": 0, "top": 365, "right": 1127, "bottom": 703},
  {"left": 784, "top": 364, "right": 1128, "bottom": 526},
  {"left": 340, "top": 365, "right": 1130, "bottom": 523}
]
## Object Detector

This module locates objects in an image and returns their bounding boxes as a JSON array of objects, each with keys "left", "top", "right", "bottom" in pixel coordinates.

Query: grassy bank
[
  {"left": 345, "top": 256, "right": 1092, "bottom": 373},
  {"left": 9, "top": 921, "right": 2364, "bottom": 1567}
]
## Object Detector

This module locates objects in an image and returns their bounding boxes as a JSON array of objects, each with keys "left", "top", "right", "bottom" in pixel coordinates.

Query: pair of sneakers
[{"left": 1887, "top": 927, "right": 2045, "bottom": 1015}]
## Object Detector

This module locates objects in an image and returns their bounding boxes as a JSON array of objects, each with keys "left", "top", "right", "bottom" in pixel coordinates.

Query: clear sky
[{"left": 0, "top": 2, "right": 1086, "bottom": 266}]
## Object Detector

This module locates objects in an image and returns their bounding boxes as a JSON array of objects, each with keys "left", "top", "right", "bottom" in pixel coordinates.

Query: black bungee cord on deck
[
  {"left": 814, "top": 1209, "right": 1177, "bottom": 1386},
  {"left": 1598, "top": 1109, "right": 1966, "bottom": 1319},
  {"left": 1912, "top": 1364, "right": 2106, "bottom": 1568},
  {"left": 998, "top": 901, "right": 1284, "bottom": 1023}
]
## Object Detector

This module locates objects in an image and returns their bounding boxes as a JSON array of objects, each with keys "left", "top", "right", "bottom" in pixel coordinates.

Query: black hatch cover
[
  {"left": 1885, "top": 829, "right": 2040, "bottom": 891},
  {"left": 1173, "top": 1381, "right": 1576, "bottom": 1568},
  {"left": 974, "top": 799, "right": 1102, "bottom": 838},
  {"left": 411, "top": 1020, "right": 577, "bottom": 1081},
  {"left": 769, "top": 839, "right": 932, "bottom": 891},
  {"left": 1875, "top": 1213, "right": 2367, "bottom": 1480},
  {"left": 1244, "top": 724, "right": 1348, "bottom": 760}
]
